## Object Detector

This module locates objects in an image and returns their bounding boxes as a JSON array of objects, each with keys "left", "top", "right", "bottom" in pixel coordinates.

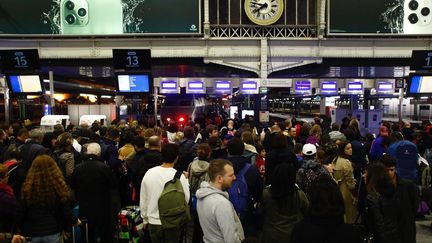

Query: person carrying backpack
[
  {"left": 196, "top": 159, "right": 245, "bottom": 243},
  {"left": 187, "top": 143, "right": 211, "bottom": 243},
  {"left": 386, "top": 132, "right": 419, "bottom": 184},
  {"left": 52, "top": 132, "right": 76, "bottom": 183},
  {"left": 226, "top": 138, "right": 263, "bottom": 238},
  {"left": 296, "top": 144, "right": 329, "bottom": 194},
  {"left": 140, "top": 144, "right": 190, "bottom": 243}
]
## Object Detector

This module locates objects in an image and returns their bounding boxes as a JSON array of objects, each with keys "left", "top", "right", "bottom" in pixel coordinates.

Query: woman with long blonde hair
[
  {"left": 20, "top": 155, "right": 79, "bottom": 243},
  {"left": 306, "top": 124, "right": 322, "bottom": 146}
]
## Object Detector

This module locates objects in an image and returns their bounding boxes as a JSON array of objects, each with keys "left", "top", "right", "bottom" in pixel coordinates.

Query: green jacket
[{"left": 261, "top": 187, "right": 309, "bottom": 243}]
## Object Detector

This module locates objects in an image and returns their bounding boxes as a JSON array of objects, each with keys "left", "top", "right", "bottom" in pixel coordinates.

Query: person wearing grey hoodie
[{"left": 196, "top": 159, "right": 245, "bottom": 243}]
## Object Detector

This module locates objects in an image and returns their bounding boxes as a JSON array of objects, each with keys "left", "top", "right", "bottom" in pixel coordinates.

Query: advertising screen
[
  {"left": 117, "top": 74, "right": 151, "bottom": 93},
  {"left": 0, "top": 0, "right": 201, "bottom": 35},
  {"left": 408, "top": 75, "right": 432, "bottom": 94},
  {"left": 328, "top": 0, "right": 431, "bottom": 35},
  {"left": 7, "top": 74, "right": 43, "bottom": 94}
]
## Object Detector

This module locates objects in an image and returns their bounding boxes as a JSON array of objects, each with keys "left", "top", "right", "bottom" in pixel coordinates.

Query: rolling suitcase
[
  {"left": 118, "top": 206, "right": 145, "bottom": 243},
  {"left": 72, "top": 219, "right": 89, "bottom": 243}
]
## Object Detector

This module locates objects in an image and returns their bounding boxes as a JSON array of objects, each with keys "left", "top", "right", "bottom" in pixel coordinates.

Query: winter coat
[
  {"left": 261, "top": 187, "right": 309, "bottom": 243},
  {"left": 177, "top": 138, "right": 197, "bottom": 172},
  {"left": 364, "top": 191, "right": 402, "bottom": 243},
  {"left": 100, "top": 138, "right": 122, "bottom": 171},
  {"left": 70, "top": 155, "right": 116, "bottom": 229},
  {"left": 188, "top": 159, "right": 210, "bottom": 195},
  {"left": 19, "top": 199, "right": 77, "bottom": 237},
  {"left": 305, "top": 135, "right": 320, "bottom": 146},
  {"left": 394, "top": 177, "right": 419, "bottom": 243},
  {"left": 332, "top": 156, "right": 357, "bottom": 224},
  {"left": 243, "top": 143, "right": 257, "bottom": 165},
  {"left": 15, "top": 140, "right": 46, "bottom": 198},
  {"left": 296, "top": 159, "right": 329, "bottom": 193},
  {"left": 0, "top": 183, "right": 20, "bottom": 232},
  {"left": 369, "top": 136, "right": 386, "bottom": 161}
]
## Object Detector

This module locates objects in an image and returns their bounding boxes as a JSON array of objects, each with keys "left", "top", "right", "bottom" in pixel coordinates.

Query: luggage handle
[{"left": 72, "top": 219, "right": 89, "bottom": 243}]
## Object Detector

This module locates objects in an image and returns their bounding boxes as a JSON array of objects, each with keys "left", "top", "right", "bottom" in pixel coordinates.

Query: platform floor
[{"left": 417, "top": 214, "right": 432, "bottom": 243}]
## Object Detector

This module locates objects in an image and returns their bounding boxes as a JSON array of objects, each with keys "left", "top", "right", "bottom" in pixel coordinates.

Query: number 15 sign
[{"left": 0, "top": 49, "right": 40, "bottom": 71}]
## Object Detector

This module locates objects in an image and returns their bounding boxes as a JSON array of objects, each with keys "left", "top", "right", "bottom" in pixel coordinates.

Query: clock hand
[
  {"left": 251, "top": 1, "right": 265, "bottom": 7},
  {"left": 257, "top": 2, "right": 268, "bottom": 10}
]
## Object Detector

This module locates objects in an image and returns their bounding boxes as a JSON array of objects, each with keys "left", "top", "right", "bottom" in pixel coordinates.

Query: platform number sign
[
  {"left": 14, "top": 52, "right": 28, "bottom": 67},
  {"left": 126, "top": 52, "right": 139, "bottom": 67},
  {"left": 411, "top": 50, "right": 432, "bottom": 70},
  {"left": 113, "top": 49, "right": 151, "bottom": 70},
  {"left": 0, "top": 49, "right": 40, "bottom": 71}
]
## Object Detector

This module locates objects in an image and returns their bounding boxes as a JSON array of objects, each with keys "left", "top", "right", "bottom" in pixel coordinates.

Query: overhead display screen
[
  {"left": 214, "top": 80, "right": 232, "bottom": 94},
  {"left": 294, "top": 80, "right": 311, "bottom": 94},
  {"left": 186, "top": 80, "right": 206, "bottom": 94},
  {"left": 7, "top": 74, "right": 43, "bottom": 94},
  {"left": 409, "top": 75, "right": 432, "bottom": 94},
  {"left": 160, "top": 79, "right": 179, "bottom": 94},
  {"left": 117, "top": 74, "right": 150, "bottom": 93},
  {"left": 0, "top": 0, "right": 200, "bottom": 35},
  {"left": 376, "top": 80, "right": 394, "bottom": 93},
  {"left": 346, "top": 81, "right": 364, "bottom": 94},
  {"left": 328, "top": 0, "right": 431, "bottom": 35},
  {"left": 320, "top": 80, "right": 338, "bottom": 95},
  {"left": 240, "top": 80, "right": 259, "bottom": 94}
]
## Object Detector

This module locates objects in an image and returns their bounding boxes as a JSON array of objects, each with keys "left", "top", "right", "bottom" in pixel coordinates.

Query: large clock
[{"left": 244, "top": 0, "right": 284, "bottom": 26}]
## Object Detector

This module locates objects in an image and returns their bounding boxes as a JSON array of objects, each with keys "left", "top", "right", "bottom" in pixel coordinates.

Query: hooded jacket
[
  {"left": 188, "top": 159, "right": 210, "bottom": 194},
  {"left": 243, "top": 143, "right": 258, "bottom": 165},
  {"left": 196, "top": 181, "right": 244, "bottom": 243}
]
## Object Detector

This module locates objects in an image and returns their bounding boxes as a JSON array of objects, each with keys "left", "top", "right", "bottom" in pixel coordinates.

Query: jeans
[{"left": 30, "top": 232, "right": 61, "bottom": 243}]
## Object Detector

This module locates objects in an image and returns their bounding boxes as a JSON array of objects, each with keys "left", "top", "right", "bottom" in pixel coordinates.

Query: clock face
[{"left": 244, "top": 0, "right": 284, "bottom": 26}]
